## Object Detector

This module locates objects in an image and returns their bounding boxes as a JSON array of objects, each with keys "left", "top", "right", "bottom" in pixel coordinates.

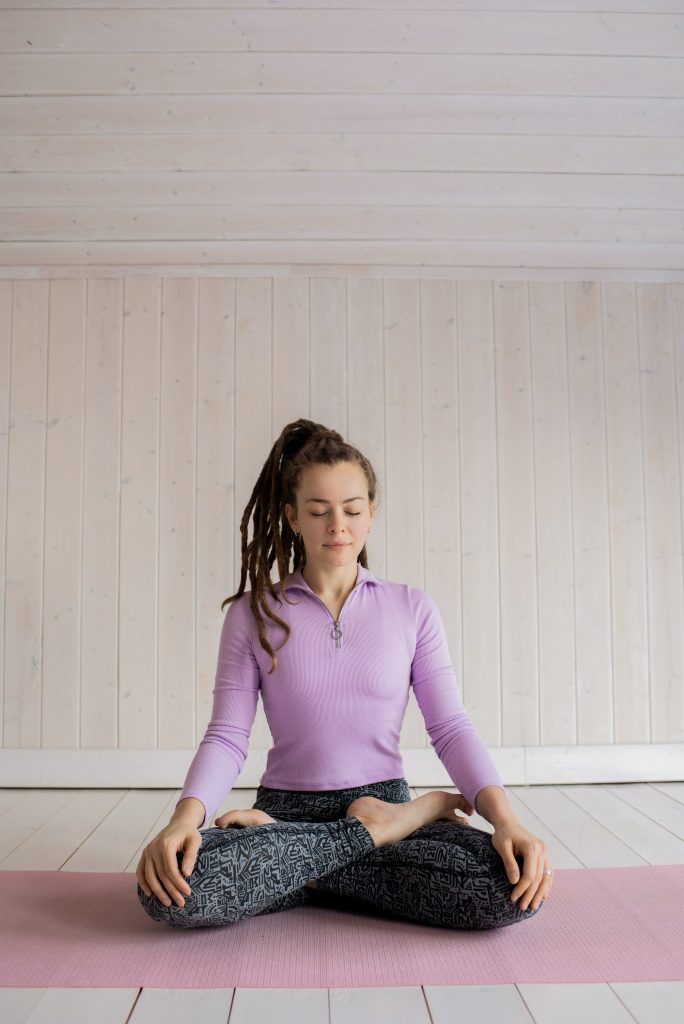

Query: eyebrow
[{"left": 304, "top": 496, "right": 365, "bottom": 504}]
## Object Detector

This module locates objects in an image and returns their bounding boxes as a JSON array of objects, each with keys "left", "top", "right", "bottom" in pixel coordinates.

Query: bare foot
[{"left": 346, "top": 791, "right": 469, "bottom": 848}]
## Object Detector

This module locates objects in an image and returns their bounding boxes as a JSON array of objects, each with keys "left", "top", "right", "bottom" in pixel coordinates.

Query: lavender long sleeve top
[{"left": 176, "top": 563, "right": 505, "bottom": 827}]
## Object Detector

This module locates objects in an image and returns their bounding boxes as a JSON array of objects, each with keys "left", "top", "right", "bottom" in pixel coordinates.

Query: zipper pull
[{"left": 331, "top": 621, "right": 342, "bottom": 649}]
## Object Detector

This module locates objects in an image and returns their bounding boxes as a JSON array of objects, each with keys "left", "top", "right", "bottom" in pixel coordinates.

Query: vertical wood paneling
[
  {"left": 157, "top": 278, "right": 197, "bottom": 748},
  {"left": 383, "top": 279, "right": 425, "bottom": 748},
  {"left": 1, "top": 0, "right": 682, "bottom": 784},
  {"left": 675, "top": 286, "right": 684, "bottom": 734},
  {"left": 495, "top": 282, "right": 538, "bottom": 746},
  {"left": 240, "top": 279, "right": 294, "bottom": 749},
  {"left": 529, "top": 282, "right": 576, "bottom": 746},
  {"left": 420, "top": 280, "right": 460, "bottom": 757},
  {"left": 310, "top": 278, "right": 347, "bottom": 432},
  {"left": 196, "top": 278, "right": 235, "bottom": 741},
  {"left": 43, "top": 279, "right": 86, "bottom": 747},
  {"left": 119, "top": 276, "right": 161, "bottom": 749},
  {"left": 384, "top": 279, "right": 422, "bottom": 587},
  {"left": 0, "top": 282, "right": 10, "bottom": 740},
  {"left": 603, "top": 282, "right": 649, "bottom": 744},
  {"left": 272, "top": 277, "right": 310, "bottom": 441},
  {"left": 4, "top": 281, "right": 48, "bottom": 747},
  {"left": 249, "top": 276, "right": 309, "bottom": 748},
  {"left": 420, "top": 280, "right": 460, "bottom": 675},
  {"left": 232, "top": 276, "right": 272, "bottom": 747},
  {"left": 458, "top": 281, "right": 501, "bottom": 746},
  {"left": 566, "top": 281, "right": 613, "bottom": 744},
  {"left": 81, "top": 278, "right": 123, "bottom": 748},
  {"left": 638, "top": 283, "right": 684, "bottom": 743},
  {"left": 233, "top": 277, "right": 271, "bottom": 582},
  {"left": 346, "top": 278, "right": 385, "bottom": 574},
  {"left": 1, "top": 272, "right": 682, "bottom": 778}
]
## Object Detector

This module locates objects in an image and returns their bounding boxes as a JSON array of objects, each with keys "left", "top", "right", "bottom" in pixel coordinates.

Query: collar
[{"left": 283, "top": 562, "right": 380, "bottom": 594}]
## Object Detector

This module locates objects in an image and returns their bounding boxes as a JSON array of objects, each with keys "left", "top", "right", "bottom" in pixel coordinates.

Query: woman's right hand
[{"left": 136, "top": 822, "right": 202, "bottom": 909}]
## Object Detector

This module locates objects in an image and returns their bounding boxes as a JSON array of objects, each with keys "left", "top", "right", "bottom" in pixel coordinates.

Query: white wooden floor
[{"left": 2, "top": 782, "right": 684, "bottom": 1023}]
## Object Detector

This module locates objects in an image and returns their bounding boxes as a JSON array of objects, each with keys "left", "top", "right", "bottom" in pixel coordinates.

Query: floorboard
[{"left": 1, "top": 783, "right": 681, "bottom": 1023}]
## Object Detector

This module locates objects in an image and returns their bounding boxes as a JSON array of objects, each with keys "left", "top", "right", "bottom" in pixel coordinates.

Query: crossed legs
[{"left": 137, "top": 790, "right": 543, "bottom": 930}]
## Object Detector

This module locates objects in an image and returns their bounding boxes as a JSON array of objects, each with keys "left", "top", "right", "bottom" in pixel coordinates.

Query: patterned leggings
[{"left": 137, "top": 777, "right": 543, "bottom": 931}]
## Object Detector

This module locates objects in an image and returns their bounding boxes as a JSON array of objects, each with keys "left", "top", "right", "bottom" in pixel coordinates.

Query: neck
[{"left": 301, "top": 560, "right": 359, "bottom": 597}]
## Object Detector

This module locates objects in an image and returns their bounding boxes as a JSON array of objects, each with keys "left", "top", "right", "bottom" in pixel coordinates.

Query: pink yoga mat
[{"left": 1, "top": 865, "right": 682, "bottom": 989}]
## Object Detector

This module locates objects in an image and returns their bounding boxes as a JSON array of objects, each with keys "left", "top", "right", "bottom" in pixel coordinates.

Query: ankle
[{"left": 350, "top": 813, "right": 382, "bottom": 849}]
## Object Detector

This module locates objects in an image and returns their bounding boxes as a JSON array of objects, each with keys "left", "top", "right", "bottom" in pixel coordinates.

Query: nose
[{"left": 328, "top": 523, "right": 349, "bottom": 539}]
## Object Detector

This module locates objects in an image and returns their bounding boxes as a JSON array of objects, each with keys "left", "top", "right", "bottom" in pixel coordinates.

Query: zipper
[{"left": 288, "top": 579, "right": 364, "bottom": 650}]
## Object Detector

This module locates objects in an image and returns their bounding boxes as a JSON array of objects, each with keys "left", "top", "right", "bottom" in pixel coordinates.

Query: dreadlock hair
[{"left": 220, "top": 417, "right": 379, "bottom": 675}]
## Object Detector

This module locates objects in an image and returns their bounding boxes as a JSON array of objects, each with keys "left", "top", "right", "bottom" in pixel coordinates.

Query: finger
[
  {"left": 441, "top": 810, "right": 471, "bottom": 825},
  {"left": 180, "top": 846, "right": 197, "bottom": 881},
  {"left": 216, "top": 809, "right": 248, "bottom": 828},
  {"left": 519, "top": 859, "right": 545, "bottom": 911},
  {"left": 529, "top": 866, "right": 554, "bottom": 910},
  {"left": 144, "top": 860, "right": 174, "bottom": 909},
  {"left": 510, "top": 849, "right": 539, "bottom": 902},
  {"left": 156, "top": 870, "right": 186, "bottom": 908},
  {"left": 454, "top": 790, "right": 471, "bottom": 815},
  {"left": 151, "top": 855, "right": 189, "bottom": 909},
  {"left": 173, "top": 849, "right": 194, "bottom": 895},
  {"left": 160, "top": 852, "right": 192, "bottom": 905},
  {"left": 136, "top": 862, "right": 152, "bottom": 898},
  {"left": 182, "top": 833, "right": 202, "bottom": 880},
  {"left": 500, "top": 841, "right": 523, "bottom": 889}
]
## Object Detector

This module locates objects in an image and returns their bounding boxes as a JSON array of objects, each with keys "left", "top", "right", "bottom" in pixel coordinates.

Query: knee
[
  {"left": 501, "top": 895, "right": 545, "bottom": 928},
  {"left": 483, "top": 853, "right": 547, "bottom": 929},
  {"left": 136, "top": 841, "right": 252, "bottom": 930},
  {"left": 136, "top": 880, "right": 194, "bottom": 929},
  {"left": 136, "top": 879, "right": 242, "bottom": 929},
  {"left": 446, "top": 837, "right": 538, "bottom": 930}
]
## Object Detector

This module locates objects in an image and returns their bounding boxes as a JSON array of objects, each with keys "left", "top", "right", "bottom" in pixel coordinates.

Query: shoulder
[
  {"left": 221, "top": 589, "right": 258, "bottom": 634},
  {"left": 403, "top": 582, "right": 437, "bottom": 615},
  {"left": 223, "top": 584, "right": 292, "bottom": 630},
  {"left": 369, "top": 577, "right": 440, "bottom": 633},
  {"left": 403, "top": 586, "right": 445, "bottom": 639}
]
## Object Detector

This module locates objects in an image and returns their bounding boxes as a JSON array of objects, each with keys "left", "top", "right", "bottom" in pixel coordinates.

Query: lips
[{"left": 325, "top": 544, "right": 350, "bottom": 547}]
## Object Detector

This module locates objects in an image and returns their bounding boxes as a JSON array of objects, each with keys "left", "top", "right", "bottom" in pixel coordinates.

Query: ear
[{"left": 284, "top": 502, "right": 297, "bottom": 533}]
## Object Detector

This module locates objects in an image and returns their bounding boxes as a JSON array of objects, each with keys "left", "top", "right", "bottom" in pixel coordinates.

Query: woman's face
[{"left": 285, "top": 462, "right": 376, "bottom": 565}]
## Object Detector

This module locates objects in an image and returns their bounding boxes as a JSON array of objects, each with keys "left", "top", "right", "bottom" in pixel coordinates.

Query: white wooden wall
[
  {"left": 0, "top": 0, "right": 682, "bottom": 278},
  {"left": 0, "top": 1, "right": 682, "bottom": 790},
  {"left": 1, "top": 277, "right": 683, "bottom": 790}
]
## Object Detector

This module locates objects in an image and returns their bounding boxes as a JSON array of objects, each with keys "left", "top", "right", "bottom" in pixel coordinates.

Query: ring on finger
[{"left": 532, "top": 870, "right": 553, "bottom": 910}]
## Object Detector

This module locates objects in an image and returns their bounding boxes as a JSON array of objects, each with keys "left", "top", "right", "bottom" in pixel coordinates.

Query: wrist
[
  {"left": 474, "top": 785, "right": 519, "bottom": 829},
  {"left": 172, "top": 797, "right": 206, "bottom": 829}
]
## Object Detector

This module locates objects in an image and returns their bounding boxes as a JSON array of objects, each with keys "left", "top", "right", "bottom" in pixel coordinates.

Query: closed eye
[{"left": 311, "top": 512, "right": 361, "bottom": 517}]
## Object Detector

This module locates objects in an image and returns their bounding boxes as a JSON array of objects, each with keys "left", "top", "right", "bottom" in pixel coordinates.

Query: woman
[{"left": 136, "top": 418, "right": 553, "bottom": 930}]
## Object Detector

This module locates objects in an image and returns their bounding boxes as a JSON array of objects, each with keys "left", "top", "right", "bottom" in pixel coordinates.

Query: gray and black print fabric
[{"left": 137, "top": 776, "right": 543, "bottom": 931}]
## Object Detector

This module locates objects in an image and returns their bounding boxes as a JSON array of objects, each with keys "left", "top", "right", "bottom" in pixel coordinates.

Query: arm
[
  {"left": 409, "top": 590, "right": 550, "bottom": 907},
  {"left": 173, "top": 595, "right": 260, "bottom": 829},
  {"left": 475, "top": 785, "right": 519, "bottom": 828},
  {"left": 409, "top": 588, "right": 508, "bottom": 821}
]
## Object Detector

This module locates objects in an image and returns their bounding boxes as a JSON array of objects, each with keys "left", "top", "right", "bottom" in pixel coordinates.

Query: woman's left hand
[{"left": 490, "top": 820, "right": 553, "bottom": 911}]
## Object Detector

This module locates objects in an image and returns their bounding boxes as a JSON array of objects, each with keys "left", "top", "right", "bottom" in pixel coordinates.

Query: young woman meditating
[{"left": 137, "top": 418, "right": 552, "bottom": 930}]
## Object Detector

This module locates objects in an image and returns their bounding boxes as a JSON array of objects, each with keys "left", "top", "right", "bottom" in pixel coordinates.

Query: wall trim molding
[
  {"left": 2, "top": 268, "right": 684, "bottom": 282},
  {"left": 1, "top": 744, "right": 682, "bottom": 790}
]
